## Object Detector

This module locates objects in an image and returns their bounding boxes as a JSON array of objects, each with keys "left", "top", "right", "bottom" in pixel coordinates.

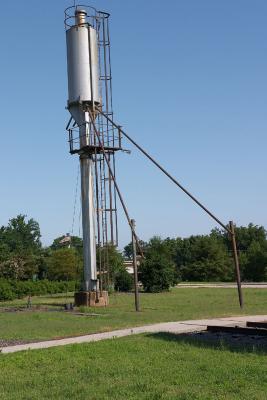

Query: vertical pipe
[
  {"left": 78, "top": 110, "right": 90, "bottom": 148},
  {"left": 108, "top": 157, "right": 114, "bottom": 244},
  {"left": 88, "top": 26, "right": 95, "bottom": 113},
  {"left": 80, "top": 154, "right": 97, "bottom": 291},
  {"left": 99, "top": 153, "right": 106, "bottom": 288},
  {"left": 102, "top": 19, "right": 114, "bottom": 244},
  {"left": 94, "top": 153, "right": 103, "bottom": 296},
  {"left": 113, "top": 154, "right": 119, "bottom": 246},
  {"left": 106, "top": 17, "right": 118, "bottom": 245},
  {"left": 131, "top": 219, "right": 140, "bottom": 312},
  {"left": 229, "top": 221, "right": 243, "bottom": 309}
]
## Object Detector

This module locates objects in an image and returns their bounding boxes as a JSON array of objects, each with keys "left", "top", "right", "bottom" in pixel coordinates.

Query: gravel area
[{"left": 0, "top": 339, "right": 37, "bottom": 348}]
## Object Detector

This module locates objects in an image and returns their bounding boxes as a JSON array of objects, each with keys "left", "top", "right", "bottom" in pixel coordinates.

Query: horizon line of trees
[
  {"left": 123, "top": 224, "right": 267, "bottom": 290},
  {"left": 0, "top": 215, "right": 266, "bottom": 294}
]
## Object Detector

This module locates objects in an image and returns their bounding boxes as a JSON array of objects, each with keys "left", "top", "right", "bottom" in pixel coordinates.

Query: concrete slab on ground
[
  {"left": 177, "top": 283, "right": 267, "bottom": 289},
  {"left": 1, "top": 314, "right": 267, "bottom": 354}
]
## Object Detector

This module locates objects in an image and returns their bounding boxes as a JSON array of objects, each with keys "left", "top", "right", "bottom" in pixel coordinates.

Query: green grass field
[
  {"left": 0, "top": 288, "right": 266, "bottom": 341},
  {"left": 1, "top": 333, "right": 266, "bottom": 400}
]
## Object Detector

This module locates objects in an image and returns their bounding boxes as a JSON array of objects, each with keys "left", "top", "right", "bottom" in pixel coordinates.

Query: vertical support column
[
  {"left": 79, "top": 111, "right": 90, "bottom": 148},
  {"left": 131, "top": 219, "right": 140, "bottom": 312},
  {"left": 80, "top": 153, "right": 97, "bottom": 291},
  {"left": 229, "top": 221, "right": 243, "bottom": 309}
]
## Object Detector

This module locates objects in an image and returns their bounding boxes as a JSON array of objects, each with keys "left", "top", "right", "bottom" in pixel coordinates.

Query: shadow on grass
[{"left": 147, "top": 331, "right": 267, "bottom": 355}]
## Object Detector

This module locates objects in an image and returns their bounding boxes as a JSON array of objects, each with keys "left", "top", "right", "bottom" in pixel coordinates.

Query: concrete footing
[{"left": 74, "top": 291, "right": 109, "bottom": 307}]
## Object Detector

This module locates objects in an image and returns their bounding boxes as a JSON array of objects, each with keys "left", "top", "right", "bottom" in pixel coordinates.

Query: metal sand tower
[
  {"left": 65, "top": 6, "right": 122, "bottom": 306},
  {"left": 64, "top": 4, "right": 243, "bottom": 309}
]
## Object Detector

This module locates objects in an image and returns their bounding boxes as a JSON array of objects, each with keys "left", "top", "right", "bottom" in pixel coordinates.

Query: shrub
[
  {"left": 138, "top": 236, "right": 178, "bottom": 293},
  {"left": 0, "top": 280, "right": 16, "bottom": 301},
  {"left": 0, "top": 279, "right": 76, "bottom": 302},
  {"left": 139, "top": 254, "right": 177, "bottom": 293},
  {"left": 114, "top": 269, "right": 133, "bottom": 292},
  {"left": 46, "top": 248, "right": 81, "bottom": 281}
]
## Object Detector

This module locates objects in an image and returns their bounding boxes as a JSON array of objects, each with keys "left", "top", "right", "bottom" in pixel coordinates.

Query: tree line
[
  {"left": 0, "top": 215, "right": 125, "bottom": 290},
  {"left": 125, "top": 224, "right": 267, "bottom": 291},
  {"left": 0, "top": 215, "right": 266, "bottom": 295}
]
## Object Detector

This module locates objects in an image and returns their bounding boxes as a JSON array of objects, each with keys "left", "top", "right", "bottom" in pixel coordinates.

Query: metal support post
[
  {"left": 229, "top": 221, "right": 243, "bottom": 308},
  {"left": 131, "top": 219, "right": 140, "bottom": 312},
  {"left": 80, "top": 154, "right": 97, "bottom": 291}
]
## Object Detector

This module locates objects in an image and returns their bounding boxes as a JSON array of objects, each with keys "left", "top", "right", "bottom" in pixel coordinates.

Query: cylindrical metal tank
[{"left": 66, "top": 21, "right": 100, "bottom": 105}]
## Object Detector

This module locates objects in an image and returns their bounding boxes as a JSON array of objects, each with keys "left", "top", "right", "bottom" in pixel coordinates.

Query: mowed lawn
[
  {"left": 0, "top": 288, "right": 266, "bottom": 341},
  {"left": 1, "top": 333, "right": 267, "bottom": 400}
]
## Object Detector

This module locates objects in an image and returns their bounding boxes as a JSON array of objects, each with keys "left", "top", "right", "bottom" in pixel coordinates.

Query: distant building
[
  {"left": 59, "top": 233, "right": 71, "bottom": 248},
  {"left": 123, "top": 256, "right": 142, "bottom": 275}
]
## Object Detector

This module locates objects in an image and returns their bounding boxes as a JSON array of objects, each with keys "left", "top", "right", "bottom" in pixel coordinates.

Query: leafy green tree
[
  {"left": 0, "top": 254, "right": 38, "bottom": 280},
  {"left": 46, "top": 248, "right": 81, "bottom": 281},
  {"left": 123, "top": 240, "right": 147, "bottom": 259},
  {"left": 36, "top": 247, "right": 52, "bottom": 280},
  {"left": 108, "top": 246, "right": 124, "bottom": 278},
  {"left": 0, "top": 241, "right": 10, "bottom": 263},
  {"left": 178, "top": 235, "right": 233, "bottom": 282},
  {"left": 0, "top": 215, "right": 41, "bottom": 279},
  {"left": 235, "top": 224, "right": 266, "bottom": 251},
  {"left": 48, "top": 235, "right": 83, "bottom": 282},
  {"left": 3, "top": 214, "right": 41, "bottom": 253},
  {"left": 242, "top": 241, "right": 267, "bottom": 281},
  {"left": 139, "top": 237, "right": 177, "bottom": 292},
  {"left": 211, "top": 224, "right": 267, "bottom": 251},
  {"left": 97, "top": 245, "right": 124, "bottom": 289},
  {"left": 211, "top": 223, "right": 267, "bottom": 281}
]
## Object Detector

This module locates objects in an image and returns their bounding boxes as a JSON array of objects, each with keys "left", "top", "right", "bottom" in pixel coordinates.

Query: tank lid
[
  {"left": 75, "top": 9, "right": 87, "bottom": 15},
  {"left": 75, "top": 9, "right": 87, "bottom": 25}
]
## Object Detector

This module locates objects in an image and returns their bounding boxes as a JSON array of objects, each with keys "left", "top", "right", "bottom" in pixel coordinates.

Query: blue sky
[{"left": 0, "top": 0, "right": 266, "bottom": 248}]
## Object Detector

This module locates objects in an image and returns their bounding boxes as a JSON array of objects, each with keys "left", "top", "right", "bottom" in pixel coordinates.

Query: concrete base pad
[{"left": 74, "top": 291, "right": 109, "bottom": 307}]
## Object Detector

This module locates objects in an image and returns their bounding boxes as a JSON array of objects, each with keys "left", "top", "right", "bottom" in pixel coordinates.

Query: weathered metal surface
[
  {"left": 69, "top": 145, "right": 122, "bottom": 155},
  {"left": 66, "top": 24, "right": 100, "bottom": 104},
  {"left": 65, "top": 6, "right": 121, "bottom": 297},
  {"left": 207, "top": 325, "right": 267, "bottom": 336},
  {"left": 75, "top": 9, "right": 87, "bottom": 25},
  {"left": 80, "top": 154, "right": 97, "bottom": 291},
  {"left": 247, "top": 321, "right": 267, "bottom": 329}
]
